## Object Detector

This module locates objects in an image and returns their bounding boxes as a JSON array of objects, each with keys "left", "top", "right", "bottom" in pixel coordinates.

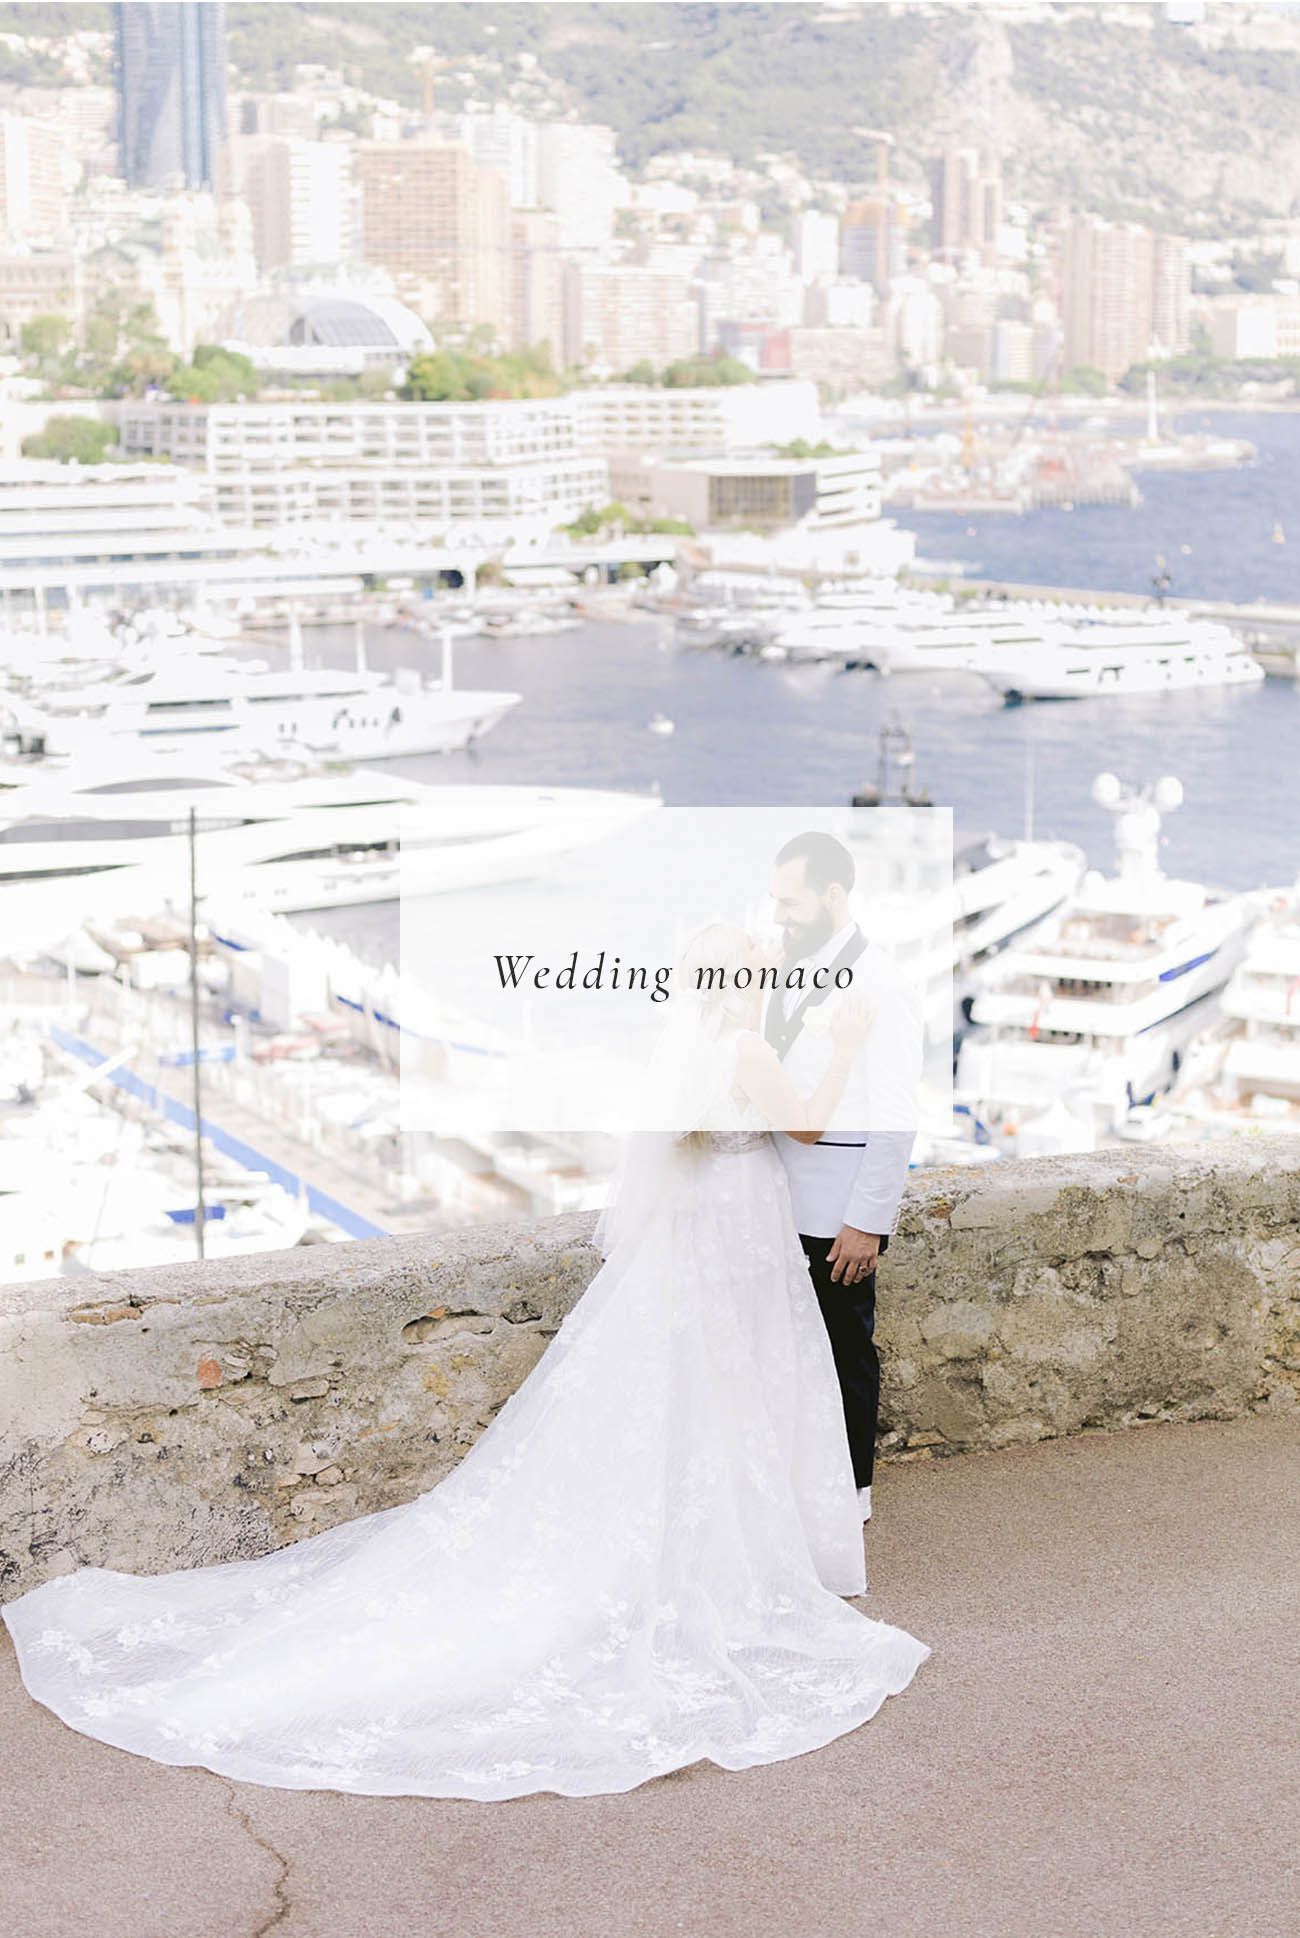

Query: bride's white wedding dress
[{"left": 2, "top": 1065, "right": 929, "bottom": 1799}]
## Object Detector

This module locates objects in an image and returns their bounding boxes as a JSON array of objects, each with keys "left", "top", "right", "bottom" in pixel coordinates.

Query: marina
[{"left": 4, "top": 403, "right": 1300, "bottom": 1270}]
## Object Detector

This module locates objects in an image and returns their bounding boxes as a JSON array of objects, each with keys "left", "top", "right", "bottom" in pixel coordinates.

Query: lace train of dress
[{"left": 2, "top": 1136, "right": 929, "bottom": 1800}]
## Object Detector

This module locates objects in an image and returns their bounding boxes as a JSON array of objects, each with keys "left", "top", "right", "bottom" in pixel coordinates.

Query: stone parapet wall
[{"left": 2, "top": 1140, "right": 1297, "bottom": 1597}]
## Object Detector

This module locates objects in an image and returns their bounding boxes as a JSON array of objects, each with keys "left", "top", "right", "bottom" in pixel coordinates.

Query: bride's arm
[{"left": 733, "top": 1004, "right": 869, "bottom": 1144}]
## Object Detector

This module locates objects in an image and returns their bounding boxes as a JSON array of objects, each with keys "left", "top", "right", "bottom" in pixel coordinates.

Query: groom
[{"left": 765, "top": 831, "right": 922, "bottom": 1523}]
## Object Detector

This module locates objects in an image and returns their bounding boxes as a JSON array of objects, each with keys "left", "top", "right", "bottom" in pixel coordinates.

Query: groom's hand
[{"left": 827, "top": 1225, "right": 880, "bottom": 1287}]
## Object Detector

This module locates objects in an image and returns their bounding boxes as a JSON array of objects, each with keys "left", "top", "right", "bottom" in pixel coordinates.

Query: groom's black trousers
[{"left": 800, "top": 1233, "right": 886, "bottom": 1489}]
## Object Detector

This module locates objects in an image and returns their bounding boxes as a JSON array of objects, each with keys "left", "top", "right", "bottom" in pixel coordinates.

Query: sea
[{"left": 292, "top": 408, "right": 1300, "bottom": 964}]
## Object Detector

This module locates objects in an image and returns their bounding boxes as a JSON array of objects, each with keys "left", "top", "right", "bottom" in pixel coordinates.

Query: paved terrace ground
[{"left": 3, "top": 1411, "right": 1296, "bottom": 1938}]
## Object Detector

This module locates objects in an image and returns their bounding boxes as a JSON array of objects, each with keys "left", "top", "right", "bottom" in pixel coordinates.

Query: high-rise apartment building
[
  {"left": 0, "top": 116, "right": 66, "bottom": 236},
  {"left": 1151, "top": 233, "right": 1190, "bottom": 356},
  {"left": 838, "top": 196, "right": 905, "bottom": 291},
  {"left": 790, "top": 210, "right": 840, "bottom": 284},
  {"left": 509, "top": 209, "right": 563, "bottom": 356},
  {"left": 931, "top": 148, "right": 1002, "bottom": 257},
  {"left": 356, "top": 139, "right": 509, "bottom": 337},
  {"left": 237, "top": 137, "right": 354, "bottom": 269},
  {"left": 562, "top": 263, "right": 698, "bottom": 372},
  {"left": 535, "top": 122, "right": 621, "bottom": 254},
  {"left": 1062, "top": 219, "right": 1189, "bottom": 380},
  {"left": 429, "top": 106, "right": 539, "bottom": 208},
  {"left": 114, "top": 0, "right": 228, "bottom": 190}
]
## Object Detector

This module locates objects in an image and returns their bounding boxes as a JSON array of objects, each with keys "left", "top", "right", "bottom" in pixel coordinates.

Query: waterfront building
[
  {"left": 118, "top": 385, "right": 824, "bottom": 474},
  {"left": 116, "top": 397, "right": 606, "bottom": 532},
  {"left": 1062, "top": 219, "right": 1190, "bottom": 380},
  {"left": 1151, "top": 233, "right": 1190, "bottom": 356},
  {"left": 1208, "top": 297, "right": 1280, "bottom": 360},
  {"left": 114, "top": 0, "right": 228, "bottom": 191},
  {"left": 990, "top": 318, "right": 1037, "bottom": 385},
  {"left": 0, "top": 458, "right": 262, "bottom": 580},
  {"left": 567, "top": 380, "right": 823, "bottom": 453},
  {"left": 627, "top": 449, "right": 883, "bottom": 534}
]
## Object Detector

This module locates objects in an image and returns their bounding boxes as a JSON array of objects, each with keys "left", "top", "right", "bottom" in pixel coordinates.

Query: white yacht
[
  {"left": 954, "top": 774, "right": 1266, "bottom": 1152},
  {"left": 843, "top": 729, "right": 1086, "bottom": 1055},
  {"left": 1148, "top": 880, "right": 1300, "bottom": 1140},
  {"left": 1, "top": 629, "right": 521, "bottom": 762},
  {"left": 977, "top": 615, "right": 1264, "bottom": 701},
  {"left": 763, "top": 593, "right": 1047, "bottom": 674},
  {"left": 0, "top": 751, "right": 661, "bottom": 944}
]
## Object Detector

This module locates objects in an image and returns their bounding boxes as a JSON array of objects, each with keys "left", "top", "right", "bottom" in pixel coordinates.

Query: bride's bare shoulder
[{"left": 733, "top": 1029, "right": 775, "bottom": 1068}]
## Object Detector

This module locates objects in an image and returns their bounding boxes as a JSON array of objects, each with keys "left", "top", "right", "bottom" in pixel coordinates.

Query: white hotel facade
[{"left": 116, "top": 382, "right": 825, "bottom": 532}]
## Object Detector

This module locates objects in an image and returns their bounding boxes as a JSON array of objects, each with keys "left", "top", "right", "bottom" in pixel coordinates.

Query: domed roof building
[
  {"left": 286, "top": 296, "right": 433, "bottom": 358},
  {"left": 224, "top": 286, "right": 434, "bottom": 377}
]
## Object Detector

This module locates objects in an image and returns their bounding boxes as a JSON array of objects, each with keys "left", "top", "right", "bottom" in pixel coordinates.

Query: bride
[{"left": 2, "top": 924, "right": 929, "bottom": 1801}]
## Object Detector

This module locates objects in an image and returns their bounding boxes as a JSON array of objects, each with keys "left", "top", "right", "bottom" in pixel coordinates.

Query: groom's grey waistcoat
[{"left": 764, "top": 924, "right": 922, "bottom": 1241}]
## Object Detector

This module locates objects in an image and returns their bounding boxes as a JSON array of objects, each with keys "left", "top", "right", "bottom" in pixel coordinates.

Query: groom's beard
[{"left": 781, "top": 904, "right": 835, "bottom": 966}]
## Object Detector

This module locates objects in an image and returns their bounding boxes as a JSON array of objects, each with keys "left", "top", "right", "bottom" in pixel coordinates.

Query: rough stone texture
[
  {"left": 3, "top": 1139, "right": 1299, "bottom": 1597},
  {"left": 0, "top": 1214, "right": 598, "bottom": 1597}
]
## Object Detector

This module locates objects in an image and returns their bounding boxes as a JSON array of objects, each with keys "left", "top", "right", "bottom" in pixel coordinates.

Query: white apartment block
[
  {"left": 1205, "top": 297, "right": 1299, "bottom": 361},
  {"left": 791, "top": 211, "right": 840, "bottom": 284},
  {"left": 118, "top": 399, "right": 585, "bottom": 469},
  {"left": 203, "top": 455, "right": 608, "bottom": 531},
  {"left": 120, "top": 387, "right": 825, "bottom": 472},
  {"left": 0, "top": 116, "right": 66, "bottom": 238},
  {"left": 563, "top": 263, "right": 698, "bottom": 371},
  {"left": 698, "top": 244, "right": 802, "bottom": 345},
  {"left": 237, "top": 137, "right": 356, "bottom": 269},
  {"left": 429, "top": 106, "right": 539, "bottom": 208},
  {"left": 568, "top": 380, "right": 822, "bottom": 454},
  {"left": 535, "top": 123, "right": 622, "bottom": 253},
  {"left": 116, "top": 399, "right": 606, "bottom": 532}
]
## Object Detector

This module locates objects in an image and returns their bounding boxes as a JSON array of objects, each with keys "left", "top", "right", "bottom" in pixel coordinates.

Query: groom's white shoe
[{"left": 858, "top": 1485, "right": 872, "bottom": 1522}]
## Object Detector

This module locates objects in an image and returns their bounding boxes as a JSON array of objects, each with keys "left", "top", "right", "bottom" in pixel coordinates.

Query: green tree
[
  {"left": 400, "top": 344, "right": 562, "bottom": 402},
  {"left": 164, "top": 344, "right": 260, "bottom": 403},
  {"left": 21, "top": 415, "right": 117, "bottom": 464},
  {"left": 624, "top": 359, "right": 658, "bottom": 385},
  {"left": 662, "top": 352, "right": 756, "bottom": 388},
  {"left": 1060, "top": 364, "right": 1109, "bottom": 397},
  {"left": 19, "top": 314, "right": 70, "bottom": 362},
  {"left": 771, "top": 438, "right": 846, "bottom": 458}
]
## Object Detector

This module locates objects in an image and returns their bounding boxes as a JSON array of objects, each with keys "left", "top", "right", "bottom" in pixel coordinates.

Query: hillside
[{"left": 3, "top": 2, "right": 1300, "bottom": 228}]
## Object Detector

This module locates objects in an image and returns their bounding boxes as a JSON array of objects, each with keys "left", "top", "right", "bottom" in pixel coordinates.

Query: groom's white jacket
[{"left": 764, "top": 926, "right": 923, "bottom": 1241}]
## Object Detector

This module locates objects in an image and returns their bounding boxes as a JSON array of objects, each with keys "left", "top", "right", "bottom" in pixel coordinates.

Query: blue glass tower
[{"left": 115, "top": 1, "right": 228, "bottom": 190}]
